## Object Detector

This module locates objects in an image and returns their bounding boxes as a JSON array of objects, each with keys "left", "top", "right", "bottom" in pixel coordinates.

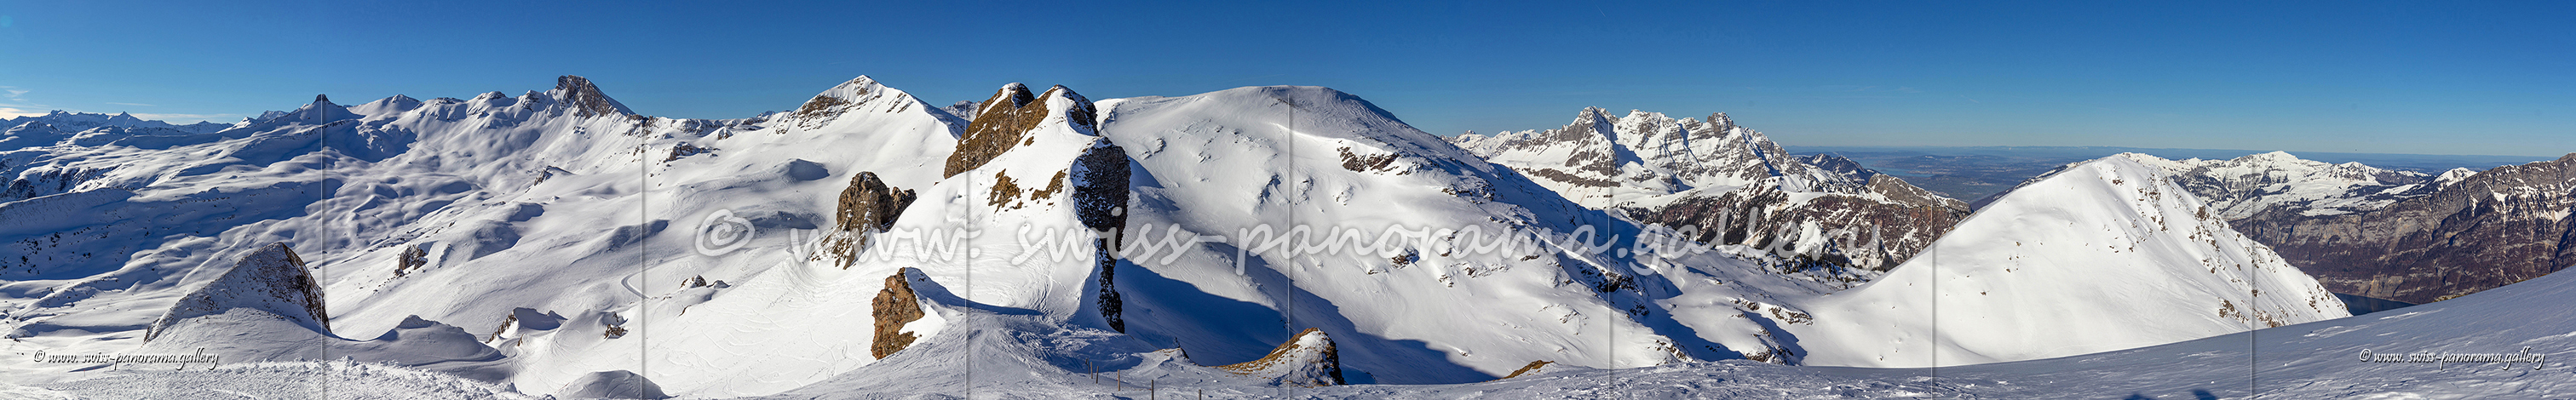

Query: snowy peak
[
  {"left": 1793, "top": 156, "right": 2347, "bottom": 368},
  {"left": 548, "top": 75, "right": 631, "bottom": 117},
  {"left": 785, "top": 75, "right": 959, "bottom": 132},
  {"left": 2435, "top": 167, "right": 2477, "bottom": 188},
  {"left": 268, "top": 94, "right": 359, "bottom": 125},
  {"left": 1804, "top": 152, "right": 1879, "bottom": 181},
  {"left": 349, "top": 94, "right": 424, "bottom": 118},
  {"left": 2108, "top": 151, "right": 2431, "bottom": 220},
  {"left": 942, "top": 83, "right": 1100, "bottom": 177},
  {"left": 144, "top": 243, "right": 331, "bottom": 341}
]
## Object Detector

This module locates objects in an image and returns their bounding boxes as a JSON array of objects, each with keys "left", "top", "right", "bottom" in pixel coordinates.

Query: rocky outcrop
[
  {"left": 145, "top": 243, "right": 329, "bottom": 341},
  {"left": 1499, "top": 360, "right": 1555, "bottom": 380},
  {"left": 2232, "top": 153, "right": 2576, "bottom": 304},
  {"left": 1216, "top": 328, "right": 1344, "bottom": 386},
  {"left": 944, "top": 83, "right": 1098, "bottom": 178},
  {"left": 1073, "top": 142, "right": 1130, "bottom": 332},
  {"left": 822, "top": 171, "right": 917, "bottom": 268},
  {"left": 871, "top": 269, "right": 925, "bottom": 359},
  {"left": 552, "top": 75, "right": 633, "bottom": 118}
]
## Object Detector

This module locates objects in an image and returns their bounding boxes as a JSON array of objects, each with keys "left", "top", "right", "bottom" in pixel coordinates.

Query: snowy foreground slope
[
  {"left": 0, "top": 76, "right": 2431, "bottom": 398},
  {"left": 21, "top": 245, "right": 2573, "bottom": 398}
]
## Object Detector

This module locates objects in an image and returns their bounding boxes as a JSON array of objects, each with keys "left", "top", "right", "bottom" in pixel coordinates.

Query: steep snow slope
[
  {"left": 1784, "top": 156, "right": 2349, "bottom": 368},
  {"left": 1091, "top": 86, "right": 1730, "bottom": 383}
]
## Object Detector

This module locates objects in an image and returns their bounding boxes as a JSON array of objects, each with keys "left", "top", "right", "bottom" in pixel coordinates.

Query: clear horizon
[{"left": 2, "top": 1, "right": 2567, "bottom": 157}]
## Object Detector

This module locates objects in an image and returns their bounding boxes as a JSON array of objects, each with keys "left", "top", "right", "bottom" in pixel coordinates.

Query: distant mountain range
[{"left": 1791, "top": 145, "right": 2555, "bottom": 203}]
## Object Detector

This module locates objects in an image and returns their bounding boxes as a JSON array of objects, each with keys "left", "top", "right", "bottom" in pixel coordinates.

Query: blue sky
[{"left": 1, "top": 1, "right": 2567, "bottom": 156}]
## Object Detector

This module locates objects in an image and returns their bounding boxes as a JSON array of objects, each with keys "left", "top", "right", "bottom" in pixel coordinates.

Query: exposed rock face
[
  {"left": 944, "top": 83, "right": 1098, "bottom": 178},
  {"left": 1456, "top": 108, "right": 1968, "bottom": 278},
  {"left": 1216, "top": 328, "right": 1344, "bottom": 386},
  {"left": 822, "top": 171, "right": 917, "bottom": 269},
  {"left": 2231, "top": 153, "right": 2576, "bottom": 304},
  {"left": 940, "top": 83, "right": 1132, "bottom": 331},
  {"left": 1499, "top": 360, "right": 1555, "bottom": 380},
  {"left": 1073, "top": 142, "right": 1130, "bottom": 332},
  {"left": 871, "top": 269, "right": 925, "bottom": 359},
  {"left": 552, "top": 75, "right": 633, "bottom": 118},
  {"left": 145, "top": 243, "right": 329, "bottom": 341}
]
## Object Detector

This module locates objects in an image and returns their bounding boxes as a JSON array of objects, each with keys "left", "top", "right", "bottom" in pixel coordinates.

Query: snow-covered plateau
[{"left": 0, "top": 76, "right": 2564, "bottom": 398}]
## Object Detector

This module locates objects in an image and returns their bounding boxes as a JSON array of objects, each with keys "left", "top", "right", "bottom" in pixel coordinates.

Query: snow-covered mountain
[
  {"left": 2233, "top": 152, "right": 2576, "bottom": 304},
  {"left": 1995, "top": 151, "right": 2576, "bottom": 305},
  {"left": 0, "top": 76, "right": 2374, "bottom": 398},
  {"left": 3, "top": 111, "right": 227, "bottom": 136},
  {"left": 2112, "top": 151, "right": 2438, "bottom": 220},
  {"left": 1453, "top": 108, "right": 1969, "bottom": 281},
  {"left": 1779, "top": 156, "right": 2349, "bottom": 367}
]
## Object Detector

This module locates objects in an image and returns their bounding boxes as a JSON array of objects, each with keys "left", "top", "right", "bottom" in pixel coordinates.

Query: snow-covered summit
[
  {"left": 2110, "top": 151, "right": 2435, "bottom": 220},
  {"left": 1789, "top": 156, "right": 2349, "bottom": 368}
]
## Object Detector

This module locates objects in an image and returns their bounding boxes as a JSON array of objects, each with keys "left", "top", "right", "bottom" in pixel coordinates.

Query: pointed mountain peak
[
  {"left": 985, "top": 83, "right": 1038, "bottom": 111},
  {"left": 1042, "top": 84, "right": 1091, "bottom": 106},
  {"left": 550, "top": 75, "right": 632, "bottom": 117},
  {"left": 277, "top": 94, "right": 358, "bottom": 124},
  {"left": 1709, "top": 111, "right": 1735, "bottom": 129},
  {"left": 786, "top": 75, "right": 953, "bottom": 129},
  {"left": 1575, "top": 106, "right": 1612, "bottom": 122}
]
